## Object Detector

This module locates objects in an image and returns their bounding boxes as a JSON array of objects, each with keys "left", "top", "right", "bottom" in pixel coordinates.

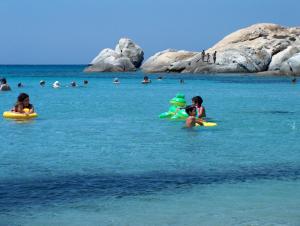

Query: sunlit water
[{"left": 0, "top": 66, "right": 299, "bottom": 226}]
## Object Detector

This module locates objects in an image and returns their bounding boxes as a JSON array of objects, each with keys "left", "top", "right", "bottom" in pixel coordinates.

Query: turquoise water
[{"left": 0, "top": 66, "right": 300, "bottom": 225}]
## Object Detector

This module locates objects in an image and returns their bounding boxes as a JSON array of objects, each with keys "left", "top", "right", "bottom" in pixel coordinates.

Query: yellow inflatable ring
[{"left": 3, "top": 108, "right": 38, "bottom": 119}]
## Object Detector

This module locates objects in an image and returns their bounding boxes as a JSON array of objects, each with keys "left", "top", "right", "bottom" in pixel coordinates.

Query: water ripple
[{"left": 0, "top": 163, "right": 299, "bottom": 212}]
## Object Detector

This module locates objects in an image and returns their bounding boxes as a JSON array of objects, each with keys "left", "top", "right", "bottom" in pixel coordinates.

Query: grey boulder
[
  {"left": 85, "top": 38, "right": 144, "bottom": 72},
  {"left": 280, "top": 53, "right": 300, "bottom": 74}
]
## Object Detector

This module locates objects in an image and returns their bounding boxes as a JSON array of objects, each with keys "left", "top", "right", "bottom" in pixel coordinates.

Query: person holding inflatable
[
  {"left": 192, "top": 96, "right": 206, "bottom": 118},
  {"left": 12, "top": 93, "right": 35, "bottom": 115},
  {"left": 185, "top": 105, "right": 203, "bottom": 128}
]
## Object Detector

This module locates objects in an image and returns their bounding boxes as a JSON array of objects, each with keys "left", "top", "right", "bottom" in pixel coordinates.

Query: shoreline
[
  {"left": 0, "top": 65, "right": 298, "bottom": 77},
  {"left": 1, "top": 65, "right": 294, "bottom": 77}
]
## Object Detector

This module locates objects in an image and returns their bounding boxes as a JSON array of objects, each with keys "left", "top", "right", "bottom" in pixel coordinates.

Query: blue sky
[{"left": 0, "top": 0, "right": 299, "bottom": 64}]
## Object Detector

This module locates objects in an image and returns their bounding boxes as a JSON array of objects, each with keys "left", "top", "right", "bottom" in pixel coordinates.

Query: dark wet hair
[
  {"left": 185, "top": 105, "right": 196, "bottom": 115},
  {"left": 192, "top": 96, "right": 203, "bottom": 106},
  {"left": 1, "top": 78, "right": 7, "bottom": 84},
  {"left": 17, "top": 82, "right": 22, "bottom": 87},
  {"left": 71, "top": 81, "right": 76, "bottom": 87},
  {"left": 17, "top": 93, "right": 29, "bottom": 102},
  {"left": 144, "top": 76, "right": 149, "bottom": 80},
  {"left": 40, "top": 80, "right": 45, "bottom": 85},
  {"left": 83, "top": 80, "right": 88, "bottom": 84}
]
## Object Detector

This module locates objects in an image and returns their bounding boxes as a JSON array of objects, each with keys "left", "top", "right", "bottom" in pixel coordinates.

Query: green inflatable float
[
  {"left": 159, "top": 93, "right": 217, "bottom": 127},
  {"left": 159, "top": 93, "right": 189, "bottom": 120}
]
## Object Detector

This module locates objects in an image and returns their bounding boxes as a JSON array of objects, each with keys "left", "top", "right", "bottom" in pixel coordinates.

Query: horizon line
[{"left": 0, "top": 64, "right": 89, "bottom": 66}]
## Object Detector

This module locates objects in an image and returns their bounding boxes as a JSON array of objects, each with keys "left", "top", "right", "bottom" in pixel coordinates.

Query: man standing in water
[{"left": 213, "top": 51, "right": 217, "bottom": 64}]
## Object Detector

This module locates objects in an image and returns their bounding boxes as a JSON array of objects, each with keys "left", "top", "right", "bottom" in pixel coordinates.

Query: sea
[{"left": 0, "top": 65, "right": 299, "bottom": 226}]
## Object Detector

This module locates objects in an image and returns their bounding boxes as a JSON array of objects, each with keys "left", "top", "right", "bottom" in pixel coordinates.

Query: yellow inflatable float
[
  {"left": 3, "top": 108, "right": 38, "bottom": 120},
  {"left": 196, "top": 122, "right": 217, "bottom": 127}
]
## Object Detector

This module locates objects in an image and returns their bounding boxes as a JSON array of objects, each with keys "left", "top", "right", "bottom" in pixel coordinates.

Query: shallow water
[{"left": 0, "top": 66, "right": 300, "bottom": 225}]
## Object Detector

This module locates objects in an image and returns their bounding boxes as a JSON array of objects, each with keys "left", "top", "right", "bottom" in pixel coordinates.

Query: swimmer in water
[
  {"left": 11, "top": 93, "right": 35, "bottom": 114},
  {"left": 185, "top": 105, "right": 203, "bottom": 128}
]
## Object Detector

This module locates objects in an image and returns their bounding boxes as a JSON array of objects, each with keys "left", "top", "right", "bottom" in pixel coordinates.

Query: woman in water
[
  {"left": 192, "top": 96, "right": 206, "bottom": 118},
  {"left": 12, "top": 93, "right": 35, "bottom": 114}
]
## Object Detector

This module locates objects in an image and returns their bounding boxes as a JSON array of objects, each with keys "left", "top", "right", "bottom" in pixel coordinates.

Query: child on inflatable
[
  {"left": 12, "top": 93, "right": 35, "bottom": 114},
  {"left": 192, "top": 96, "right": 206, "bottom": 118},
  {"left": 185, "top": 105, "right": 203, "bottom": 128}
]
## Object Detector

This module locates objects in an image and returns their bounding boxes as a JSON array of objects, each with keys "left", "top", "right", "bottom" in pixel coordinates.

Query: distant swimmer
[
  {"left": 0, "top": 78, "right": 11, "bottom": 91},
  {"left": 113, "top": 78, "right": 120, "bottom": 84},
  {"left": 180, "top": 79, "right": 184, "bottom": 84},
  {"left": 142, "top": 76, "right": 151, "bottom": 84},
  {"left": 17, "top": 82, "right": 23, "bottom": 88},
  {"left": 52, "top": 81, "right": 61, "bottom": 88},
  {"left": 83, "top": 80, "right": 88, "bottom": 86},
  {"left": 70, "top": 81, "right": 77, "bottom": 87},
  {"left": 213, "top": 51, "right": 217, "bottom": 64},
  {"left": 40, "top": 80, "right": 46, "bottom": 87},
  {"left": 157, "top": 76, "right": 163, "bottom": 80},
  {"left": 292, "top": 77, "right": 297, "bottom": 84}
]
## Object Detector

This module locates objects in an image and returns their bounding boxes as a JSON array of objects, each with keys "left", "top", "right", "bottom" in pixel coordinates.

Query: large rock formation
[
  {"left": 142, "top": 49, "right": 198, "bottom": 73},
  {"left": 85, "top": 38, "right": 144, "bottom": 72},
  {"left": 142, "top": 23, "right": 300, "bottom": 75}
]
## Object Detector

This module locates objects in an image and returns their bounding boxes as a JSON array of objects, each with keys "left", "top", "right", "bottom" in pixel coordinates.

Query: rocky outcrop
[
  {"left": 268, "top": 46, "right": 300, "bottom": 71},
  {"left": 141, "top": 23, "right": 300, "bottom": 75},
  {"left": 115, "top": 38, "right": 144, "bottom": 68},
  {"left": 142, "top": 49, "right": 197, "bottom": 73},
  {"left": 85, "top": 38, "right": 144, "bottom": 72},
  {"left": 280, "top": 53, "right": 300, "bottom": 74}
]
